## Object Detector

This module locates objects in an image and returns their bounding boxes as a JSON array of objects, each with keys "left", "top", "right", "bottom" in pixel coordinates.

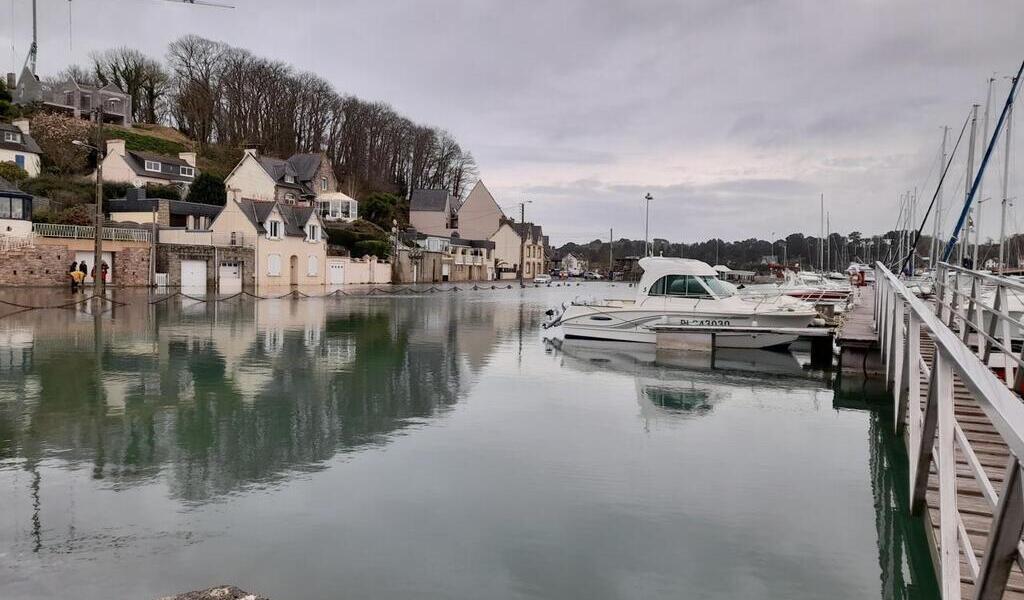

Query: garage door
[
  {"left": 328, "top": 261, "right": 345, "bottom": 285},
  {"left": 180, "top": 260, "right": 207, "bottom": 290},
  {"left": 219, "top": 262, "right": 241, "bottom": 292}
]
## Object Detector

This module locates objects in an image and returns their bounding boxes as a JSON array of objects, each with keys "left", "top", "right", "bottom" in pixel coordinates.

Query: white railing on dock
[
  {"left": 158, "top": 229, "right": 256, "bottom": 248},
  {"left": 32, "top": 223, "right": 151, "bottom": 243},
  {"left": 876, "top": 261, "right": 1024, "bottom": 600}
]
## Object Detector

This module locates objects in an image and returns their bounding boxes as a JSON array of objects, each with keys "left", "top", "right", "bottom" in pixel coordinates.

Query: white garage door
[
  {"left": 219, "top": 262, "right": 241, "bottom": 292},
  {"left": 328, "top": 261, "right": 345, "bottom": 285},
  {"left": 180, "top": 260, "right": 207, "bottom": 290}
]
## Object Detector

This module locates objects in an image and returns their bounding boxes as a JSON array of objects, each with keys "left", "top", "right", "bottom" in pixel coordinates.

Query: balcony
[
  {"left": 158, "top": 229, "right": 256, "bottom": 248},
  {"left": 32, "top": 223, "right": 151, "bottom": 243}
]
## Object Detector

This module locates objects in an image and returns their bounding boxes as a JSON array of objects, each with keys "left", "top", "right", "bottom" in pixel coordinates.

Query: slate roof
[
  {"left": 0, "top": 176, "right": 30, "bottom": 197},
  {"left": 237, "top": 199, "right": 317, "bottom": 237},
  {"left": 106, "top": 197, "right": 221, "bottom": 218},
  {"left": 410, "top": 189, "right": 451, "bottom": 212},
  {"left": 0, "top": 122, "right": 43, "bottom": 154},
  {"left": 254, "top": 153, "right": 328, "bottom": 196},
  {"left": 122, "top": 150, "right": 197, "bottom": 183}
]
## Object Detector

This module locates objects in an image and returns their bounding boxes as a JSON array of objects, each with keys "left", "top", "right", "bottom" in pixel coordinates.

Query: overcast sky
[{"left": 2, "top": 0, "right": 1022, "bottom": 245}]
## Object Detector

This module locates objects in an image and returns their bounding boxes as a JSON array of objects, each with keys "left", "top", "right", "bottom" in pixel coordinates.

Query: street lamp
[{"left": 644, "top": 193, "right": 653, "bottom": 257}]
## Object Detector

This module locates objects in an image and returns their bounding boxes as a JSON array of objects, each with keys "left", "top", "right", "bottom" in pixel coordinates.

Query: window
[
  {"left": 0, "top": 197, "right": 28, "bottom": 220},
  {"left": 230, "top": 231, "right": 238, "bottom": 246},
  {"left": 80, "top": 94, "right": 91, "bottom": 111},
  {"left": 284, "top": 193, "right": 295, "bottom": 203},
  {"left": 285, "top": 175, "right": 295, "bottom": 184},
  {"left": 267, "top": 254, "right": 282, "bottom": 276},
  {"left": 64, "top": 91, "right": 75, "bottom": 106},
  {"left": 180, "top": 166, "right": 195, "bottom": 177},
  {"left": 307, "top": 255, "right": 319, "bottom": 276},
  {"left": 3, "top": 131, "right": 20, "bottom": 143},
  {"left": 15, "top": 155, "right": 25, "bottom": 169},
  {"left": 267, "top": 220, "right": 282, "bottom": 239},
  {"left": 144, "top": 160, "right": 161, "bottom": 172},
  {"left": 320, "top": 177, "right": 328, "bottom": 192},
  {"left": 648, "top": 275, "right": 712, "bottom": 298},
  {"left": 306, "top": 224, "right": 319, "bottom": 242},
  {"left": 700, "top": 276, "right": 735, "bottom": 298}
]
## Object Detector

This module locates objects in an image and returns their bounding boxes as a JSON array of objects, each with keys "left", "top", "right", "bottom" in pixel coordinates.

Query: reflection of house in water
[{"left": 0, "top": 293, "right": 507, "bottom": 502}]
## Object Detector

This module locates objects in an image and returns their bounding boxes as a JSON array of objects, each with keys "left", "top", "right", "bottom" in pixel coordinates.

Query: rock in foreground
[{"left": 157, "top": 585, "right": 269, "bottom": 600}]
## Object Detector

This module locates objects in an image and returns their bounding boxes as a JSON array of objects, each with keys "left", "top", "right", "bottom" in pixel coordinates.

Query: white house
[
  {"left": 95, "top": 139, "right": 198, "bottom": 190},
  {"left": 0, "top": 120, "right": 42, "bottom": 177},
  {"left": 224, "top": 148, "right": 338, "bottom": 205},
  {"left": 0, "top": 176, "right": 33, "bottom": 237}
]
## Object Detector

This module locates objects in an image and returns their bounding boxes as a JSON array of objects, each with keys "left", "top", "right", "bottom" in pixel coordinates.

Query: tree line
[
  {"left": 51, "top": 37, "right": 477, "bottom": 199},
  {"left": 552, "top": 230, "right": 1000, "bottom": 272}
]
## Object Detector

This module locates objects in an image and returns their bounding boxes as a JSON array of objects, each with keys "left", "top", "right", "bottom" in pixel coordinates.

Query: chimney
[
  {"left": 5, "top": 72, "right": 14, "bottom": 89},
  {"left": 105, "top": 138, "right": 126, "bottom": 157},
  {"left": 244, "top": 147, "right": 259, "bottom": 158},
  {"left": 178, "top": 152, "right": 197, "bottom": 168},
  {"left": 12, "top": 119, "right": 29, "bottom": 135}
]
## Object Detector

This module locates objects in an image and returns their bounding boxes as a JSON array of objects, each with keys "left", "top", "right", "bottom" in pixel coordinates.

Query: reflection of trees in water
[
  {"left": 0, "top": 297, "right": 501, "bottom": 502},
  {"left": 835, "top": 389, "right": 938, "bottom": 600}
]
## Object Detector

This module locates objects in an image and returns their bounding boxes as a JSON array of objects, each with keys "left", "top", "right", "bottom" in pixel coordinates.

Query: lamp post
[{"left": 644, "top": 193, "right": 653, "bottom": 257}]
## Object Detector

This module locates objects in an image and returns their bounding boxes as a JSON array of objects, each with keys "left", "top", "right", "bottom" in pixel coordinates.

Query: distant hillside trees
[{"left": 163, "top": 35, "right": 476, "bottom": 199}]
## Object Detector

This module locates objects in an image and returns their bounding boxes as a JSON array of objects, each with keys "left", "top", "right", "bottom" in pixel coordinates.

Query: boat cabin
[{"left": 637, "top": 257, "right": 736, "bottom": 300}]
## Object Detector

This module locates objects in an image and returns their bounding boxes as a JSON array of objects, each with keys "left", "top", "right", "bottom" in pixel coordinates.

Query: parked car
[
  {"left": 533, "top": 274, "right": 552, "bottom": 284},
  {"left": 583, "top": 271, "right": 603, "bottom": 280}
]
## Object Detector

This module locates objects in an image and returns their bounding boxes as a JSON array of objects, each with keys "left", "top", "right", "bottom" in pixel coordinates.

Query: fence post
[
  {"left": 972, "top": 456, "right": 1024, "bottom": 600},
  {"left": 935, "top": 350, "right": 961, "bottom": 600}
]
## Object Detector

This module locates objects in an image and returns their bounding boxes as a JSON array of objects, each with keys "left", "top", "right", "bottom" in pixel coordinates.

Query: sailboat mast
[
  {"left": 960, "top": 106, "right": 980, "bottom": 265},
  {"left": 819, "top": 193, "right": 824, "bottom": 272},
  {"left": 932, "top": 127, "right": 949, "bottom": 268},
  {"left": 826, "top": 212, "right": 831, "bottom": 272},
  {"left": 999, "top": 96, "right": 1015, "bottom": 274},
  {"left": 910, "top": 188, "right": 917, "bottom": 276}
]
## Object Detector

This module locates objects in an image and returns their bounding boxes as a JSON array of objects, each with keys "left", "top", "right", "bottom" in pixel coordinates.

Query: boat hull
[{"left": 558, "top": 309, "right": 815, "bottom": 349}]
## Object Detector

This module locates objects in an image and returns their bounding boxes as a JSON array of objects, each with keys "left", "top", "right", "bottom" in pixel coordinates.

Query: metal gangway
[{"left": 875, "top": 261, "right": 1024, "bottom": 599}]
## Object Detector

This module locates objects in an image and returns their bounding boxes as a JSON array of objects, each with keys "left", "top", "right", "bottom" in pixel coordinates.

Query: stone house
[
  {"left": 15, "top": 75, "right": 133, "bottom": 126},
  {"left": 224, "top": 149, "right": 337, "bottom": 205},
  {"left": 0, "top": 120, "right": 42, "bottom": 177}
]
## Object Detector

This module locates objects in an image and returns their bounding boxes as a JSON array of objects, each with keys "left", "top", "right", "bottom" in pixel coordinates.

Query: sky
[{"left": 2, "top": 0, "right": 1023, "bottom": 246}]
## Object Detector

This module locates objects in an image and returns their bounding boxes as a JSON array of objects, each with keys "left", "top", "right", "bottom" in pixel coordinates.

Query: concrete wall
[
  {"left": 0, "top": 148, "right": 40, "bottom": 177},
  {"left": 328, "top": 256, "right": 392, "bottom": 284},
  {"left": 410, "top": 209, "right": 451, "bottom": 237},
  {"left": 156, "top": 244, "right": 255, "bottom": 289},
  {"left": 0, "top": 238, "right": 150, "bottom": 286},
  {"left": 392, "top": 248, "right": 448, "bottom": 283}
]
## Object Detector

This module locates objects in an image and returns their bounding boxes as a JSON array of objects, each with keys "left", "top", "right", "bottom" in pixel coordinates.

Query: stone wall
[
  {"left": 156, "top": 244, "right": 255, "bottom": 288},
  {"left": 0, "top": 242, "right": 150, "bottom": 286},
  {"left": 392, "top": 248, "right": 448, "bottom": 283}
]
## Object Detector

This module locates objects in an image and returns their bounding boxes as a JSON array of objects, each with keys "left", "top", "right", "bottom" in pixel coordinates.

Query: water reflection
[{"left": 0, "top": 293, "right": 518, "bottom": 502}]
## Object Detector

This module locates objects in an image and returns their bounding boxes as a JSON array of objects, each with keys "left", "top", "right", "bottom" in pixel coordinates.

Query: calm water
[{"left": 0, "top": 285, "right": 936, "bottom": 600}]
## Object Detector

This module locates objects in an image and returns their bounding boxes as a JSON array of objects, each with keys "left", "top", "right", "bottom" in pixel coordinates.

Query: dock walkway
[{"left": 872, "top": 262, "right": 1024, "bottom": 600}]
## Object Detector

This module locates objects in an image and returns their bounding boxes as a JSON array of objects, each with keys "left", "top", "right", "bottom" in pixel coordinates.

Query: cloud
[{"left": 1, "top": 0, "right": 1020, "bottom": 244}]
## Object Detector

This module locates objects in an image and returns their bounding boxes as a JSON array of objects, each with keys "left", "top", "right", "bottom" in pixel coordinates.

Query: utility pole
[
  {"left": 999, "top": 94, "right": 1015, "bottom": 274},
  {"left": 644, "top": 193, "right": 653, "bottom": 257},
  {"left": 93, "top": 110, "right": 105, "bottom": 292},
  {"left": 518, "top": 201, "right": 530, "bottom": 285}
]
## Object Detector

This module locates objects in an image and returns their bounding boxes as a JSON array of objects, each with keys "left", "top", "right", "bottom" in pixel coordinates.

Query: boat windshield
[{"left": 700, "top": 276, "right": 735, "bottom": 298}]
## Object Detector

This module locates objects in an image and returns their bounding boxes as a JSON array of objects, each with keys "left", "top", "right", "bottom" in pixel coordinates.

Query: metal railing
[
  {"left": 32, "top": 223, "right": 151, "bottom": 243},
  {"left": 0, "top": 233, "right": 36, "bottom": 251},
  {"left": 876, "top": 261, "right": 1024, "bottom": 600}
]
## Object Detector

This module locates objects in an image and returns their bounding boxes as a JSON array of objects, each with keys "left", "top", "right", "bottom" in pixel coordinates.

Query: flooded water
[{"left": 0, "top": 285, "right": 936, "bottom": 600}]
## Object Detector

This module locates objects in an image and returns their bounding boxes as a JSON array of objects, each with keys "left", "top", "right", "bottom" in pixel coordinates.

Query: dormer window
[
  {"left": 306, "top": 224, "right": 319, "bottom": 242},
  {"left": 144, "top": 160, "right": 161, "bottom": 172},
  {"left": 180, "top": 166, "right": 195, "bottom": 177},
  {"left": 267, "top": 220, "right": 282, "bottom": 239},
  {"left": 3, "top": 131, "right": 21, "bottom": 143},
  {"left": 285, "top": 175, "right": 295, "bottom": 184}
]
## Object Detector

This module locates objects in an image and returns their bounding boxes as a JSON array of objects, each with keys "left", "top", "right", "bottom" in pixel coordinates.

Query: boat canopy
[{"left": 638, "top": 257, "right": 719, "bottom": 278}]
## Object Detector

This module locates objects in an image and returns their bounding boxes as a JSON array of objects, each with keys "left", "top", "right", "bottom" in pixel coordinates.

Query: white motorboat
[
  {"left": 544, "top": 257, "right": 821, "bottom": 349},
  {"left": 740, "top": 270, "right": 853, "bottom": 306}
]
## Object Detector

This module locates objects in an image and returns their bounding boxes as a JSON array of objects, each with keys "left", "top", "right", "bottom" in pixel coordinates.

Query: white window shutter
[
  {"left": 268, "top": 254, "right": 282, "bottom": 276},
  {"left": 307, "top": 255, "right": 318, "bottom": 276}
]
